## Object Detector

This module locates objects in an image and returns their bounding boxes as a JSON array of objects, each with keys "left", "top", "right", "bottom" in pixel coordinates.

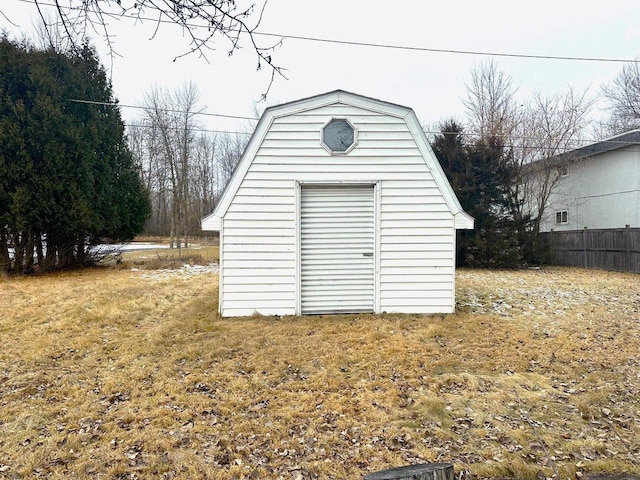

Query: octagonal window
[{"left": 322, "top": 118, "right": 357, "bottom": 154}]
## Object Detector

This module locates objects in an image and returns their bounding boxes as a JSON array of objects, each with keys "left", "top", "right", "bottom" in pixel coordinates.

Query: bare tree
[
  {"left": 461, "top": 61, "right": 594, "bottom": 260},
  {"left": 462, "top": 60, "right": 521, "bottom": 141},
  {"left": 217, "top": 131, "right": 249, "bottom": 193},
  {"left": 600, "top": 60, "right": 640, "bottom": 135},
  {"left": 31, "top": 13, "right": 77, "bottom": 52},
  {"left": 462, "top": 61, "right": 528, "bottom": 249},
  {"left": 518, "top": 88, "right": 594, "bottom": 237},
  {"left": 143, "top": 82, "right": 202, "bottom": 248},
  {"left": 127, "top": 119, "right": 169, "bottom": 236},
  {"left": 128, "top": 87, "right": 253, "bottom": 240},
  {"left": 20, "top": 0, "right": 285, "bottom": 97},
  {"left": 190, "top": 132, "right": 219, "bottom": 232}
]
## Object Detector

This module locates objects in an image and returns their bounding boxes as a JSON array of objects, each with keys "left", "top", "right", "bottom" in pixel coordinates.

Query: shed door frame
[{"left": 296, "top": 181, "right": 380, "bottom": 315}]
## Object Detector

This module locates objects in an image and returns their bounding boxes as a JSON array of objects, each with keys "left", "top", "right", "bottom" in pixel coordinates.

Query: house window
[
  {"left": 555, "top": 210, "right": 568, "bottom": 224},
  {"left": 556, "top": 164, "right": 568, "bottom": 177},
  {"left": 322, "top": 118, "right": 357, "bottom": 154}
]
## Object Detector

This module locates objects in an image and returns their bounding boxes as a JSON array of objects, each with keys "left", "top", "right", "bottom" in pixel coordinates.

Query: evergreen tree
[
  {"left": 431, "top": 120, "right": 522, "bottom": 267},
  {"left": 0, "top": 36, "right": 150, "bottom": 273}
]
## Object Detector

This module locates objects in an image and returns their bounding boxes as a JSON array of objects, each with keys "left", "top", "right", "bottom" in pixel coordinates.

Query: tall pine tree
[
  {"left": 431, "top": 120, "right": 522, "bottom": 267},
  {"left": 0, "top": 36, "right": 150, "bottom": 273}
]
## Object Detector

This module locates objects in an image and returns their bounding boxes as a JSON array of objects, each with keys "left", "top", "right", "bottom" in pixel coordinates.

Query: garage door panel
[{"left": 300, "top": 185, "right": 375, "bottom": 314}]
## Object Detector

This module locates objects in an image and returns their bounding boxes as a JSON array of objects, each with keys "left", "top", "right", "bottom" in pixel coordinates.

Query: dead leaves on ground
[{"left": 1, "top": 267, "right": 640, "bottom": 479}]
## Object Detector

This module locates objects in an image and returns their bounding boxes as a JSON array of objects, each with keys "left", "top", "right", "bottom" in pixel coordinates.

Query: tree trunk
[
  {"left": 0, "top": 231, "right": 10, "bottom": 273},
  {"left": 170, "top": 201, "right": 177, "bottom": 249},
  {"left": 58, "top": 243, "right": 68, "bottom": 268},
  {"left": 182, "top": 192, "right": 189, "bottom": 248},
  {"left": 364, "top": 463, "right": 454, "bottom": 480},
  {"left": 13, "top": 233, "right": 24, "bottom": 274},
  {"left": 77, "top": 237, "right": 85, "bottom": 265},
  {"left": 36, "top": 234, "right": 44, "bottom": 268},
  {"left": 45, "top": 238, "right": 57, "bottom": 271},
  {"left": 24, "top": 233, "right": 35, "bottom": 273}
]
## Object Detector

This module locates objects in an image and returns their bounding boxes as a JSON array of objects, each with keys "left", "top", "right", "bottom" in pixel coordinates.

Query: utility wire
[
  {"left": 68, "top": 97, "right": 640, "bottom": 154},
  {"left": 578, "top": 188, "right": 640, "bottom": 200},
  {"left": 125, "top": 119, "right": 640, "bottom": 154},
  {"left": 71, "top": 97, "right": 640, "bottom": 151},
  {"left": 254, "top": 31, "right": 640, "bottom": 64},
  {"left": 125, "top": 122, "right": 252, "bottom": 136},
  {"left": 21, "top": 0, "right": 640, "bottom": 148},
  {"left": 67, "top": 98, "right": 257, "bottom": 121},
  {"left": 15, "top": 0, "right": 640, "bottom": 64}
]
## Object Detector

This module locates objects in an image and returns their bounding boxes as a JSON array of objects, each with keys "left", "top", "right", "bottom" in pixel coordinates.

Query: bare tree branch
[
  {"left": 31, "top": 0, "right": 285, "bottom": 98},
  {"left": 463, "top": 59, "right": 521, "bottom": 141},
  {"left": 601, "top": 60, "right": 640, "bottom": 135},
  {"left": 519, "top": 87, "right": 594, "bottom": 237},
  {"left": 0, "top": 9, "right": 21, "bottom": 27},
  {"left": 462, "top": 60, "right": 594, "bottom": 260}
]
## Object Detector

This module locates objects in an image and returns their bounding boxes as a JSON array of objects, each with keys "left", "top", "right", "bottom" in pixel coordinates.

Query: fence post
[
  {"left": 583, "top": 227, "right": 588, "bottom": 269},
  {"left": 625, "top": 225, "right": 631, "bottom": 272}
]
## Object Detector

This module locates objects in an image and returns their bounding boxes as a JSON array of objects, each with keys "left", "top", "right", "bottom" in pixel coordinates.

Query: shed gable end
[{"left": 203, "top": 91, "right": 472, "bottom": 231}]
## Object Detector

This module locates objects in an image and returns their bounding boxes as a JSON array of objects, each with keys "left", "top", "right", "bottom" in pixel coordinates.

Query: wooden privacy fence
[{"left": 540, "top": 226, "right": 640, "bottom": 273}]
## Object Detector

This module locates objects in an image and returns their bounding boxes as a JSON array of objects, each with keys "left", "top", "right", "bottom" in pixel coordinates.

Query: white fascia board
[
  {"left": 403, "top": 109, "right": 473, "bottom": 224},
  {"left": 335, "top": 91, "right": 409, "bottom": 118},
  {"left": 270, "top": 90, "right": 409, "bottom": 119},
  {"left": 271, "top": 93, "right": 342, "bottom": 118},
  {"left": 205, "top": 110, "right": 276, "bottom": 223}
]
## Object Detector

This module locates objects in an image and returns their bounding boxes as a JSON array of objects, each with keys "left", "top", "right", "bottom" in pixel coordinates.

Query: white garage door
[{"left": 300, "top": 184, "right": 375, "bottom": 314}]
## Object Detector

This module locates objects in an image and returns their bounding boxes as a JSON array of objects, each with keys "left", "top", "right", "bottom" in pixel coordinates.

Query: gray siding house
[{"left": 534, "top": 130, "right": 640, "bottom": 232}]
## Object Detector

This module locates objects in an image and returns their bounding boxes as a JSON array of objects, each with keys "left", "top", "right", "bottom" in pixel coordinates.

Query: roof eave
[
  {"left": 201, "top": 213, "right": 221, "bottom": 231},
  {"left": 455, "top": 211, "right": 474, "bottom": 229}
]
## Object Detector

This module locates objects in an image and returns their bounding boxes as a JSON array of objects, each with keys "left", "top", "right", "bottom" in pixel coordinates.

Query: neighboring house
[
  {"left": 201, "top": 90, "right": 473, "bottom": 317},
  {"left": 531, "top": 130, "right": 640, "bottom": 232}
]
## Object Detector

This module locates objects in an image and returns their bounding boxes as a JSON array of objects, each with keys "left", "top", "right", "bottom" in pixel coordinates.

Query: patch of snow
[
  {"left": 92, "top": 242, "right": 173, "bottom": 255},
  {"left": 139, "top": 263, "right": 219, "bottom": 280}
]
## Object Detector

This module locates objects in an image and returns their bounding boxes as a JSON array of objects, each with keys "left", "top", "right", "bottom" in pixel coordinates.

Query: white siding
[
  {"left": 379, "top": 179, "right": 454, "bottom": 313},
  {"left": 539, "top": 146, "right": 640, "bottom": 232},
  {"left": 219, "top": 101, "right": 456, "bottom": 316},
  {"left": 220, "top": 185, "right": 297, "bottom": 317}
]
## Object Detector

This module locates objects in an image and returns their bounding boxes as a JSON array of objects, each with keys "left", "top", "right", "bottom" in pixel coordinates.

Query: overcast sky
[{"left": 3, "top": 0, "right": 640, "bottom": 136}]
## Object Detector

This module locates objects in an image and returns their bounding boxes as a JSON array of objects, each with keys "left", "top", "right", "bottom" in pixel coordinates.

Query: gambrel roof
[{"left": 202, "top": 90, "right": 473, "bottom": 231}]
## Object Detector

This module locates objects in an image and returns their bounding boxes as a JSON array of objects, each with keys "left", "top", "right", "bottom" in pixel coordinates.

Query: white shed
[{"left": 202, "top": 90, "right": 473, "bottom": 317}]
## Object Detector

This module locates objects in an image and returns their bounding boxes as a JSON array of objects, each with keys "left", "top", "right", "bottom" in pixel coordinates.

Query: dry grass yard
[{"left": 1, "top": 251, "right": 639, "bottom": 479}]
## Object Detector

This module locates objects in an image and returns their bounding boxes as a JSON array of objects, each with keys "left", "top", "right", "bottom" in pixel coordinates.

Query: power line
[
  {"left": 15, "top": 0, "right": 640, "bottom": 64},
  {"left": 71, "top": 97, "right": 640, "bottom": 152},
  {"left": 124, "top": 122, "right": 251, "bottom": 136},
  {"left": 18, "top": 0, "right": 640, "bottom": 148},
  {"left": 254, "top": 31, "right": 640, "bottom": 64},
  {"left": 67, "top": 98, "right": 258, "bottom": 121}
]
